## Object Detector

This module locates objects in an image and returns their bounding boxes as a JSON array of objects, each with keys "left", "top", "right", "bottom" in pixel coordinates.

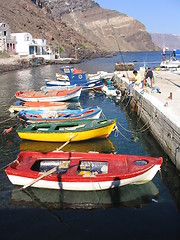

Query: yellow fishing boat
[{"left": 17, "top": 119, "right": 116, "bottom": 142}]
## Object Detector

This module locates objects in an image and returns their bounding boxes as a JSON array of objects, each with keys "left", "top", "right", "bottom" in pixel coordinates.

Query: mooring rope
[
  {"left": 101, "top": 111, "right": 106, "bottom": 119},
  {"left": 113, "top": 125, "right": 130, "bottom": 141},
  {"left": 117, "top": 119, "right": 151, "bottom": 134},
  {"left": 106, "top": 18, "right": 130, "bottom": 79},
  {"left": 123, "top": 96, "right": 132, "bottom": 111},
  {"left": 0, "top": 112, "right": 18, "bottom": 124}
]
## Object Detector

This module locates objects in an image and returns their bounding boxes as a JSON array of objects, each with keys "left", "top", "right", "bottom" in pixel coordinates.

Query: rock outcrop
[
  {"left": 0, "top": 0, "right": 160, "bottom": 60},
  {"left": 151, "top": 33, "right": 180, "bottom": 50},
  {"left": 0, "top": 0, "right": 107, "bottom": 59},
  {"left": 42, "top": 0, "right": 160, "bottom": 52}
]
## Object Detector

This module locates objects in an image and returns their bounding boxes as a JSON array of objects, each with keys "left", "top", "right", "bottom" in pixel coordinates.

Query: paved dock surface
[
  {"left": 125, "top": 70, "right": 180, "bottom": 127},
  {"left": 115, "top": 69, "right": 180, "bottom": 171}
]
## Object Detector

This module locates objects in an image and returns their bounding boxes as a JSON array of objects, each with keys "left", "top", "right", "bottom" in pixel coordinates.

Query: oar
[
  {"left": 21, "top": 134, "right": 78, "bottom": 190},
  {"left": 53, "top": 134, "right": 78, "bottom": 152}
]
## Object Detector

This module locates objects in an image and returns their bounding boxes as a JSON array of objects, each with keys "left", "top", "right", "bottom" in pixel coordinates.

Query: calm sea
[{"left": 0, "top": 52, "right": 180, "bottom": 240}]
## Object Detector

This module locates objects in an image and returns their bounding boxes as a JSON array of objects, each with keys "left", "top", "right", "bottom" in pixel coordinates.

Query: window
[{"left": 4, "top": 31, "right": 6, "bottom": 36}]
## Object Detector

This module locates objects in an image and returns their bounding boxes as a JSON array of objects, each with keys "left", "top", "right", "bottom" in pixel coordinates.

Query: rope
[
  {"left": 117, "top": 119, "right": 151, "bottom": 134},
  {"left": 136, "top": 95, "right": 143, "bottom": 125},
  {"left": 123, "top": 96, "right": 132, "bottom": 110},
  {"left": 101, "top": 111, "right": 106, "bottom": 118},
  {"left": 113, "top": 125, "right": 131, "bottom": 141},
  {"left": 106, "top": 17, "right": 130, "bottom": 79},
  {"left": 0, "top": 112, "right": 18, "bottom": 124}
]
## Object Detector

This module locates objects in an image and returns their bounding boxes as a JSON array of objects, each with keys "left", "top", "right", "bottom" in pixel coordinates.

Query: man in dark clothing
[{"left": 143, "top": 68, "right": 154, "bottom": 88}]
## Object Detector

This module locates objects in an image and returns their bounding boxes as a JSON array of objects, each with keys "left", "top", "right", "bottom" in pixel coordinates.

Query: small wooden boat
[
  {"left": 9, "top": 100, "right": 69, "bottom": 113},
  {"left": 16, "top": 119, "right": 116, "bottom": 142},
  {"left": 46, "top": 78, "right": 103, "bottom": 91},
  {"left": 58, "top": 66, "right": 103, "bottom": 90},
  {"left": 46, "top": 80, "right": 70, "bottom": 86},
  {"left": 15, "top": 86, "right": 82, "bottom": 102},
  {"left": 56, "top": 73, "right": 69, "bottom": 81},
  {"left": 102, "top": 85, "right": 118, "bottom": 97},
  {"left": 17, "top": 107, "right": 102, "bottom": 123},
  {"left": 5, "top": 151, "right": 163, "bottom": 190},
  {"left": 115, "top": 62, "right": 134, "bottom": 71},
  {"left": 11, "top": 181, "right": 159, "bottom": 209},
  {"left": 40, "top": 84, "right": 77, "bottom": 91}
]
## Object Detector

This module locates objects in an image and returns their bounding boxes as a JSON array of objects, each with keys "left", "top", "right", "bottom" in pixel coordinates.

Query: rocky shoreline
[
  {"left": 0, "top": 51, "right": 115, "bottom": 73},
  {"left": 0, "top": 55, "right": 77, "bottom": 73}
]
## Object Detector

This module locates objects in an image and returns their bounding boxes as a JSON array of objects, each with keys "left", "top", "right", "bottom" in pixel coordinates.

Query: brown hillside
[{"left": 0, "top": 0, "right": 106, "bottom": 58}]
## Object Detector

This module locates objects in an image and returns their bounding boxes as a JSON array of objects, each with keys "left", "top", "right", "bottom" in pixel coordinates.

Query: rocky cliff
[
  {"left": 151, "top": 33, "right": 180, "bottom": 50},
  {"left": 0, "top": 0, "right": 160, "bottom": 60},
  {"left": 42, "top": 0, "right": 160, "bottom": 52},
  {"left": 0, "top": 0, "right": 107, "bottom": 59}
]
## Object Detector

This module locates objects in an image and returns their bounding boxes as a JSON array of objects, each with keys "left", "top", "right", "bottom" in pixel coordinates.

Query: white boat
[
  {"left": 40, "top": 84, "right": 77, "bottom": 91},
  {"left": 56, "top": 73, "right": 69, "bottom": 81},
  {"left": 87, "top": 73, "right": 102, "bottom": 81},
  {"left": 102, "top": 85, "right": 118, "bottom": 97},
  {"left": 97, "top": 71, "right": 114, "bottom": 80},
  {"left": 160, "top": 49, "right": 180, "bottom": 69}
]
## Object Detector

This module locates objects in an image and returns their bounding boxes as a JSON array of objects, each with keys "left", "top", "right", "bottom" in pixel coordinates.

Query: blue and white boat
[
  {"left": 47, "top": 66, "right": 104, "bottom": 90},
  {"left": 17, "top": 107, "right": 102, "bottom": 123}
]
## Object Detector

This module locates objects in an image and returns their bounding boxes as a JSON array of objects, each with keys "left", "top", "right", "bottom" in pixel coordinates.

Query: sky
[{"left": 95, "top": 0, "right": 180, "bottom": 35}]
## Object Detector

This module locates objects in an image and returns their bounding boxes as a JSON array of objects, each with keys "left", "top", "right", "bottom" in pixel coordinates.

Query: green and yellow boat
[{"left": 17, "top": 119, "right": 116, "bottom": 142}]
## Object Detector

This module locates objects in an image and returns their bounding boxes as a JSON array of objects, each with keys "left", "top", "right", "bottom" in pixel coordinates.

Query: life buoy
[{"left": 78, "top": 74, "right": 82, "bottom": 79}]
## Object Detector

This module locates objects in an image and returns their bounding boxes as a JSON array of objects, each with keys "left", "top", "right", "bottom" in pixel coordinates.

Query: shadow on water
[
  {"left": 10, "top": 180, "right": 159, "bottom": 210},
  {"left": 115, "top": 95, "right": 180, "bottom": 211}
]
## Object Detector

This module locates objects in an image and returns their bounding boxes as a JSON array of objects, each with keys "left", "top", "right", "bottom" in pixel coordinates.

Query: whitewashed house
[
  {"left": 0, "top": 23, "right": 16, "bottom": 54},
  {"left": 11, "top": 32, "right": 55, "bottom": 60}
]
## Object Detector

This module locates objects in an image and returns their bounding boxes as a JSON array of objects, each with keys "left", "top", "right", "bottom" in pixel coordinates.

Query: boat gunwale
[
  {"left": 5, "top": 151, "right": 163, "bottom": 183},
  {"left": 17, "top": 119, "right": 116, "bottom": 133}
]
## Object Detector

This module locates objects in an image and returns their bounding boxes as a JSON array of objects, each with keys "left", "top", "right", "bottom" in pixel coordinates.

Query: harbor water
[{"left": 0, "top": 52, "right": 180, "bottom": 240}]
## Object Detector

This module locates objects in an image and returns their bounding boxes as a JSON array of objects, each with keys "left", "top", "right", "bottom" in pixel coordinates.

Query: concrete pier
[{"left": 115, "top": 70, "right": 180, "bottom": 171}]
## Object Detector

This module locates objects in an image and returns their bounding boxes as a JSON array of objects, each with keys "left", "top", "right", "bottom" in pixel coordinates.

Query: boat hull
[
  {"left": 18, "top": 107, "right": 102, "bottom": 123},
  {"left": 9, "top": 101, "right": 69, "bottom": 113},
  {"left": 7, "top": 165, "right": 161, "bottom": 190},
  {"left": 15, "top": 87, "right": 82, "bottom": 102},
  {"left": 46, "top": 80, "right": 70, "bottom": 87},
  {"left": 17, "top": 120, "right": 116, "bottom": 142},
  {"left": 5, "top": 151, "right": 163, "bottom": 191}
]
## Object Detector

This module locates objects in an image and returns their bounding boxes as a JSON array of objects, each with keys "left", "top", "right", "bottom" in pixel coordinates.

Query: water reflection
[
  {"left": 20, "top": 138, "right": 115, "bottom": 153},
  {"left": 10, "top": 181, "right": 159, "bottom": 210},
  {"left": 161, "top": 157, "right": 180, "bottom": 212}
]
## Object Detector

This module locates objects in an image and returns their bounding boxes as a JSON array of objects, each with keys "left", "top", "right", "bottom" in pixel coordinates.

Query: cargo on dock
[{"left": 115, "top": 62, "right": 134, "bottom": 71}]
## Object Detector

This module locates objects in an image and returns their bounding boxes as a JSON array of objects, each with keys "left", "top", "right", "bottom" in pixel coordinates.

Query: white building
[
  {"left": 11, "top": 32, "right": 55, "bottom": 60},
  {"left": 0, "top": 23, "right": 16, "bottom": 54}
]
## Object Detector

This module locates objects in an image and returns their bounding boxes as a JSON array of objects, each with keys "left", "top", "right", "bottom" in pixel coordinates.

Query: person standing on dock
[
  {"left": 128, "top": 70, "right": 142, "bottom": 95},
  {"left": 143, "top": 68, "right": 154, "bottom": 89}
]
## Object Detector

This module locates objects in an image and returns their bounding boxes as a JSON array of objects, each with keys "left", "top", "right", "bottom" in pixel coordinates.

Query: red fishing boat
[
  {"left": 5, "top": 151, "right": 162, "bottom": 191},
  {"left": 9, "top": 101, "right": 69, "bottom": 113},
  {"left": 15, "top": 86, "right": 82, "bottom": 102}
]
